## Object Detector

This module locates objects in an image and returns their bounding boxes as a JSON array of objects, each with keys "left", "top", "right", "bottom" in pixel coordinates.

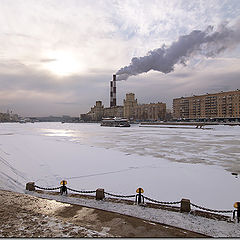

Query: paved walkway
[{"left": 0, "top": 190, "right": 207, "bottom": 238}]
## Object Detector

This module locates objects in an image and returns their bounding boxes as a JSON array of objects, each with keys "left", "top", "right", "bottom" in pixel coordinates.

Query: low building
[
  {"left": 0, "top": 112, "right": 19, "bottom": 122},
  {"left": 173, "top": 89, "right": 240, "bottom": 121}
]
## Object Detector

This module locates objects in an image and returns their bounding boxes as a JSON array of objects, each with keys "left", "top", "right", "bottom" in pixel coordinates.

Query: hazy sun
[{"left": 43, "top": 51, "right": 83, "bottom": 76}]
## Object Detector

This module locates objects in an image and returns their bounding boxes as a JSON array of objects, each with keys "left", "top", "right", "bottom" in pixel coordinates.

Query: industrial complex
[
  {"left": 81, "top": 75, "right": 166, "bottom": 122},
  {"left": 81, "top": 74, "right": 240, "bottom": 123}
]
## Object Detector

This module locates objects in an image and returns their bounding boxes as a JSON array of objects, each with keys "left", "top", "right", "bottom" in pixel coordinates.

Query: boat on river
[{"left": 101, "top": 117, "right": 130, "bottom": 127}]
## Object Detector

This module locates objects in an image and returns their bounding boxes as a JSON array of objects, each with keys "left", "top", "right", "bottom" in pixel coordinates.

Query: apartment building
[{"left": 173, "top": 89, "right": 240, "bottom": 121}]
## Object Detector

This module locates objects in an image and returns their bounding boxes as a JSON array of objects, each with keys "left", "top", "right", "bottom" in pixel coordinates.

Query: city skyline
[{"left": 0, "top": 0, "right": 240, "bottom": 117}]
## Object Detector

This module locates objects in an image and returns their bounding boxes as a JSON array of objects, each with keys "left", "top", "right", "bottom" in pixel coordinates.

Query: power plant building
[
  {"left": 85, "top": 93, "right": 166, "bottom": 121},
  {"left": 135, "top": 102, "right": 166, "bottom": 121},
  {"left": 173, "top": 89, "right": 240, "bottom": 121},
  {"left": 82, "top": 74, "right": 166, "bottom": 122},
  {"left": 124, "top": 93, "right": 166, "bottom": 121},
  {"left": 104, "top": 106, "right": 124, "bottom": 118},
  {"left": 123, "top": 93, "right": 138, "bottom": 120}
]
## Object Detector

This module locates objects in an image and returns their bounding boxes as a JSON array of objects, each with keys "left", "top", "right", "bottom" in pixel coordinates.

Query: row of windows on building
[
  {"left": 81, "top": 89, "right": 240, "bottom": 122},
  {"left": 173, "top": 90, "right": 240, "bottom": 120}
]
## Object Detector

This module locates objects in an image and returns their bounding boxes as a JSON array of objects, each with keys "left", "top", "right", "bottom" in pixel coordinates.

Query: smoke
[{"left": 116, "top": 21, "right": 240, "bottom": 80}]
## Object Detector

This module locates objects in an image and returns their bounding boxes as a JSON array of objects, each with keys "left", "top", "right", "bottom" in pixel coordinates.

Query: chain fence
[
  {"left": 33, "top": 184, "right": 234, "bottom": 215},
  {"left": 34, "top": 185, "right": 61, "bottom": 191},
  {"left": 190, "top": 203, "right": 233, "bottom": 213},
  {"left": 105, "top": 192, "right": 136, "bottom": 198},
  {"left": 67, "top": 187, "right": 96, "bottom": 194},
  {"left": 144, "top": 196, "right": 181, "bottom": 205}
]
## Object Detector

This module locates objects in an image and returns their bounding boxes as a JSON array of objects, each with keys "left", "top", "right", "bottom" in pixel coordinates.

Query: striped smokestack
[
  {"left": 110, "top": 74, "right": 117, "bottom": 107},
  {"left": 112, "top": 74, "right": 116, "bottom": 107},
  {"left": 110, "top": 80, "right": 113, "bottom": 107}
]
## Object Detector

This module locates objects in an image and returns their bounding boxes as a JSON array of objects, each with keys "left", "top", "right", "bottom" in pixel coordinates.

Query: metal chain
[
  {"left": 34, "top": 185, "right": 61, "bottom": 191},
  {"left": 144, "top": 196, "right": 181, "bottom": 205},
  {"left": 67, "top": 187, "right": 96, "bottom": 194},
  {"left": 33, "top": 185, "right": 233, "bottom": 214},
  {"left": 105, "top": 192, "right": 136, "bottom": 198},
  {"left": 190, "top": 203, "right": 233, "bottom": 213}
]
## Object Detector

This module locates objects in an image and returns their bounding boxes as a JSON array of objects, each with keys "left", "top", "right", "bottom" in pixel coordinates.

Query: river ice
[{"left": 0, "top": 122, "right": 239, "bottom": 212}]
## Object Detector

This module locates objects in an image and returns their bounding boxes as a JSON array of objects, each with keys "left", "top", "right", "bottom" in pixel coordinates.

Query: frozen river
[{"left": 0, "top": 122, "right": 240, "bottom": 212}]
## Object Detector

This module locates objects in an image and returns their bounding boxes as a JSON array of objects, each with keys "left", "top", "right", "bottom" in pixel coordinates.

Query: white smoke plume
[{"left": 116, "top": 21, "right": 240, "bottom": 80}]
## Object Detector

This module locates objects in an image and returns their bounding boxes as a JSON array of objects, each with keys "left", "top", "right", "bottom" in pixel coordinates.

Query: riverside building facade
[
  {"left": 83, "top": 93, "right": 166, "bottom": 122},
  {"left": 173, "top": 89, "right": 240, "bottom": 121}
]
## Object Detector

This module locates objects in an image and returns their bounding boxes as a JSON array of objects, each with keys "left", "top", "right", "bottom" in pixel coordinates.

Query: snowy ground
[
  {"left": 0, "top": 122, "right": 240, "bottom": 213},
  {"left": 0, "top": 190, "right": 115, "bottom": 238},
  {"left": 26, "top": 190, "right": 240, "bottom": 238},
  {"left": 0, "top": 189, "right": 206, "bottom": 238}
]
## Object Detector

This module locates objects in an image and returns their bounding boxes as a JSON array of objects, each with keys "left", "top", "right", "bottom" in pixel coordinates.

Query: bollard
[
  {"left": 26, "top": 182, "right": 35, "bottom": 191},
  {"left": 233, "top": 202, "right": 240, "bottom": 223},
  {"left": 237, "top": 203, "right": 240, "bottom": 223},
  {"left": 138, "top": 191, "right": 142, "bottom": 204},
  {"left": 180, "top": 198, "right": 191, "bottom": 213},
  {"left": 60, "top": 180, "right": 67, "bottom": 195},
  {"left": 135, "top": 187, "right": 144, "bottom": 205},
  {"left": 96, "top": 188, "right": 105, "bottom": 200}
]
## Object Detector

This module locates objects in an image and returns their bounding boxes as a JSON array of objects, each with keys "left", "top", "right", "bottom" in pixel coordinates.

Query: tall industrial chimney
[
  {"left": 110, "top": 74, "right": 117, "bottom": 107},
  {"left": 110, "top": 80, "right": 113, "bottom": 107}
]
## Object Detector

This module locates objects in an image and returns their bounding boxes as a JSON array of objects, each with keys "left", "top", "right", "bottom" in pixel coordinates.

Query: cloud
[
  {"left": 116, "top": 21, "right": 240, "bottom": 80},
  {"left": 0, "top": 0, "right": 239, "bottom": 116},
  {"left": 40, "top": 58, "right": 57, "bottom": 63}
]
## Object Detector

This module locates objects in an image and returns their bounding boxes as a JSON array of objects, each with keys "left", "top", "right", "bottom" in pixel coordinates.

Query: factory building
[
  {"left": 123, "top": 93, "right": 166, "bottom": 121},
  {"left": 123, "top": 93, "right": 138, "bottom": 120},
  {"left": 104, "top": 106, "right": 124, "bottom": 118},
  {"left": 173, "top": 89, "right": 240, "bottom": 121},
  {"left": 81, "top": 74, "right": 167, "bottom": 122},
  {"left": 135, "top": 102, "right": 166, "bottom": 121},
  {"left": 87, "top": 101, "right": 105, "bottom": 121},
  {"left": 84, "top": 93, "right": 166, "bottom": 122}
]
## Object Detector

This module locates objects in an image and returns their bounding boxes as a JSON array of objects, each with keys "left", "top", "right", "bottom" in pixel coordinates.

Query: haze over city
[{"left": 0, "top": 0, "right": 240, "bottom": 117}]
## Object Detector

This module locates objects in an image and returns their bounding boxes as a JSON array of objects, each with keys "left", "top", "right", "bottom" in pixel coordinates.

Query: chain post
[
  {"left": 60, "top": 180, "right": 68, "bottom": 195},
  {"left": 234, "top": 202, "right": 240, "bottom": 223},
  {"left": 138, "top": 192, "right": 142, "bottom": 204},
  {"left": 136, "top": 187, "right": 144, "bottom": 205},
  {"left": 26, "top": 182, "right": 35, "bottom": 191},
  {"left": 180, "top": 198, "right": 191, "bottom": 213},
  {"left": 96, "top": 188, "right": 105, "bottom": 200}
]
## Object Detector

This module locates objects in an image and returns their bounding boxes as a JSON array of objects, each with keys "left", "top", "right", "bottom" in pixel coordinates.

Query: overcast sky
[{"left": 0, "top": 0, "right": 240, "bottom": 117}]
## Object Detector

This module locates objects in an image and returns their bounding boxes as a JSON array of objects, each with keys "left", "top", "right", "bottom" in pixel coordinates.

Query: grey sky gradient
[{"left": 0, "top": 0, "right": 240, "bottom": 117}]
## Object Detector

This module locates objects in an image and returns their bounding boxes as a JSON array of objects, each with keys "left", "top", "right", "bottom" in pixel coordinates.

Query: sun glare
[{"left": 44, "top": 51, "right": 83, "bottom": 76}]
